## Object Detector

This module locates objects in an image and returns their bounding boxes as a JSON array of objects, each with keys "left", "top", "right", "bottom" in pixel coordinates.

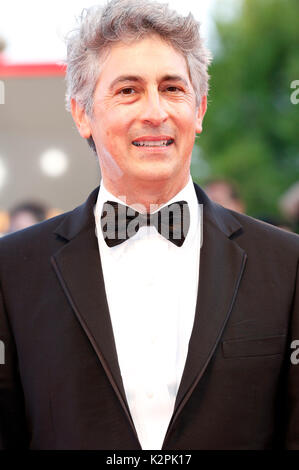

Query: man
[{"left": 0, "top": 0, "right": 298, "bottom": 450}]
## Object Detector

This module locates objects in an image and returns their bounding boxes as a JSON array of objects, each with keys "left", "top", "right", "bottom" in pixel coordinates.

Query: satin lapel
[
  {"left": 51, "top": 202, "right": 139, "bottom": 444},
  {"left": 163, "top": 185, "right": 247, "bottom": 446}
]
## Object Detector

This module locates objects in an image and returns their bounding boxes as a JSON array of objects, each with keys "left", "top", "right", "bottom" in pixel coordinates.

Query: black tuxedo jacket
[{"left": 0, "top": 182, "right": 299, "bottom": 449}]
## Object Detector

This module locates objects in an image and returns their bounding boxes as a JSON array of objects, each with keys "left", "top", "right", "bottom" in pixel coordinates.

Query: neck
[{"left": 102, "top": 174, "right": 190, "bottom": 213}]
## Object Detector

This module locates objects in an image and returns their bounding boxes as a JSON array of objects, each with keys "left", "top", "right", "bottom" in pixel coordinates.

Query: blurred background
[{"left": 0, "top": 0, "right": 298, "bottom": 236}]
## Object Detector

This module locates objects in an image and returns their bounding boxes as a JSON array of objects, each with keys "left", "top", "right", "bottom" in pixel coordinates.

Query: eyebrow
[{"left": 109, "top": 74, "right": 189, "bottom": 91}]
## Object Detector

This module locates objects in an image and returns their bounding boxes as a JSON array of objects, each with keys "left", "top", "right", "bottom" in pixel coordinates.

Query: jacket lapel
[
  {"left": 163, "top": 183, "right": 247, "bottom": 446},
  {"left": 51, "top": 187, "right": 140, "bottom": 445}
]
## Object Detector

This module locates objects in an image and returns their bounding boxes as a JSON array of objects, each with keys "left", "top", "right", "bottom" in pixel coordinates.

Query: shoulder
[
  {"left": 231, "top": 209, "right": 299, "bottom": 247},
  {"left": 203, "top": 191, "right": 299, "bottom": 266},
  {"left": 0, "top": 210, "right": 71, "bottom": 264},
  {"left": 0, "top": 186, "right": 99, "bottom": 262},
  {"left": 220, "top": 207, "right": 299, "bottom": 272},
  {"left": 195, "top": 181, "right": 299, "bottom": 256}
]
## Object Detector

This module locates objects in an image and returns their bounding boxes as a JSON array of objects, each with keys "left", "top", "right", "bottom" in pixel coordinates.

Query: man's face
[{"left": 73, "top": 34, "right": 206, "bottom": 194}]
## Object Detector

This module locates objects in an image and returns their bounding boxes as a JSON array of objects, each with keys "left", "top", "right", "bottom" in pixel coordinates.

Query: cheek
[
  {"left": 92, "top": 121, "right": 117, "bottom": 149},
  {"left": 177, "top": 119, "right": 197, "bottom": 143},
  {"left": 103, "top": 111, "right": 131, "bottom": 142},
  {"left": 174, "top": 104, "right": 197, "bottom": 128}
]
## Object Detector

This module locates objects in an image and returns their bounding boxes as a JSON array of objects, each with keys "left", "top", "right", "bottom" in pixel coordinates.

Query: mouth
[{"left": 132, "top": 137, "right": 174, "bottom": 147}]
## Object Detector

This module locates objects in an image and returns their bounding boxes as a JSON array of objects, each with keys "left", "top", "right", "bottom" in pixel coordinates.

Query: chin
[
  {"left": 133, "top": 162, "right": 177, "bottom": 181},
  {"left": 135, "top": 170, "right": 175, "bottom": 184}
]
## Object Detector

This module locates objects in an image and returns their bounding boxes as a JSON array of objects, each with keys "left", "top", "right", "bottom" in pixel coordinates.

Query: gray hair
[{"left": 65, "top": 0, "right": 212, "bottom": 152}]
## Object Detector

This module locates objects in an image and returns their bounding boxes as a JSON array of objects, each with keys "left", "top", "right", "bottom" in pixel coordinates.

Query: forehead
[{"left": 98, "top": 35, "right": 191, "bottom": 84}]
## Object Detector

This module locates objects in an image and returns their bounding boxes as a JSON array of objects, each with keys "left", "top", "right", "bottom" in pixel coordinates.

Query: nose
[{"left": 139, "top": 89, "right": 168, "bottom": 126}]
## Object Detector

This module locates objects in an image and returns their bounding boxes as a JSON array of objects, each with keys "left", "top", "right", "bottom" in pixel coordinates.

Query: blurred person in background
[
  {"left": 279, "top": 182, "right": 299, "bottom": 233},
  {"left": 7, "top": 202, "right": 48, "bottom": 234},
  {"left": 0, "top": 0, "right": 298, "bottom": 451},
  {"left": 205, "top": 179, "right": 295, "bottom": 232},
  {"left": 45, "top": 207, "right": 64, "bottom": 220},
  {"left": 204, "top": 178, "right": 245, "bottom": 214},
  {"left": 0, "top": 211, "right": 9, "bottom": 238},
  {"left": 258, "top": 216, "right": 294, "bottom": 233}
]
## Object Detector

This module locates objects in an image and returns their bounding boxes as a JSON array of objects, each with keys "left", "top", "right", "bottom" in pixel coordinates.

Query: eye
[
  {"left": 119, "top": 87, "right": 136, "bottom": 95},
  {"left": 165, "top": 86, "right": 183, "bottom": 93}
]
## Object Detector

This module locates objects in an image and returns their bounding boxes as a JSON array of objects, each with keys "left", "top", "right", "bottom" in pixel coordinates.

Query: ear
[
  {"left": 70, "top": 98, "right": 92, "bottom": 139},
  {"left": 195, "top": 95, "right": 207, "bottom": 134}
]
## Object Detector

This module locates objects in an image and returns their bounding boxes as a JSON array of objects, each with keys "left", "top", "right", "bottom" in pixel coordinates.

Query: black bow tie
[{"left": 100, "top": 200, "right": 190, "bottom": 247}]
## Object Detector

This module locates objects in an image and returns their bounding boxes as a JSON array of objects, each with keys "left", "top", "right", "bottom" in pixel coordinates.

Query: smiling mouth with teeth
[{"left": 132, "top": 139, "right": 174, "bottom": 147}]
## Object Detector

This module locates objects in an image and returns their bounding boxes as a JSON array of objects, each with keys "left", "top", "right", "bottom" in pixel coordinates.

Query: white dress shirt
[{"left": 94, "top": 174, "right": 202, "bottom": 449}]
